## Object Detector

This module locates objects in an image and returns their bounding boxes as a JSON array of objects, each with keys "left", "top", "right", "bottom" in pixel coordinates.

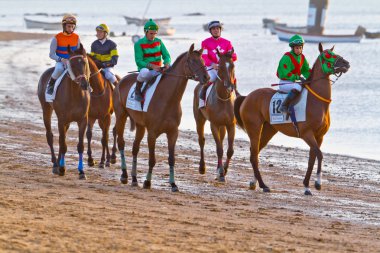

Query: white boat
[
  {"left": 274, "top": 27, "right": 363, "bottom": 43},
  {"left": 123, "top": 16, "right": 171, "bottom": 27},
  {"left": 24, "top": 17, "right": 61, "bottom": 30},
  {"left": 267, "top": 23, "right": 307, "bottom": 35}
]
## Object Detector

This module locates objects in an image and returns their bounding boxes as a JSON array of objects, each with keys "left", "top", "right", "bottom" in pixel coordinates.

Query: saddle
[{"left": 141, "top": 75, "right": 159, "bottom": 96}]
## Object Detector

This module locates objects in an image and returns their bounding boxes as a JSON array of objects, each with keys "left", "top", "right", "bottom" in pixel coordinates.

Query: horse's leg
[
  {"left": 167, "top": 129, "right": 179, "bottom": 192},
  {"left": 77, "top": 117, "right": 87, "bottom": 180},
  {"left": 314, "top": 136, "right": 324, "bottom": 191},
  {"left": 86, "top": 118, "right": 96, "bottom": 167},
  {"left": 143, "top": 132, "right": 157, "bottom": 190},
  {"left": 195, "top": 113, "right": 207, "bottom": 174},
  {"left": 116, "top": 109, "right": 128, "bottom": 184},
  {"left": 98, "top": 114, "right": 111, "bottom": 168},
  {"left": 110, "top": 125, "right": 117, "bottom": 164},
  {"left": 131, "top": 124, "right": 145, "bottom": 186},
  {"left": 57, "top": 121, "right": 69, "bottom": 176},
  {"left": 42, "top": 105, "right": 58, "bottom": 174},
  {"left": 224, "top": 123, "right": 235, "bottom": 176},
  {"left": 210, "top": 123, "right": 225, "bottom": 182},
  {"left": 302, "top": 132, "right": 323, "bottom": 195}
]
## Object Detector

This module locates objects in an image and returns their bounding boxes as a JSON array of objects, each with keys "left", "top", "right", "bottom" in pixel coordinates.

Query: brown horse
[
  {"left": 37, "top": 44, "right": 91, "bottom": 179},
  {"left": 234, "top": 43, "right": 350, "bottom": 195},
  {"left": 113, "top": 44, "right": 209, "bottom": 192},
  {"left": 85, "top": 55, "right": 115, "bottom": 168},
  {"left": 193, "top": 49, "right": 236, "bottom": 182}
]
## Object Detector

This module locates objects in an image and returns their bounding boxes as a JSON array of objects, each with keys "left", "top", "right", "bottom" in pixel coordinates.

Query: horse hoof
[
  {"left": 98, "top": 163, "right": 105, "bottom": 169},
  {"left": 224, "top": 167, "right": 228, "bottom": 176},
  {"left": 52, "top": 166, "right": 59, "bottom": 175},
  {"left": 143, "top": 180, "right": 151, "bottom": 189},
  {"left": 120, "top": 176, "right": 128, "bottom": 184},
  {"left": 314, "top": 181, "right": 322, "bottom": 191},
  {"left": 263, "top": 187, "right": 271, "bottom": 193},
  {"left": 105, "top": 161, "right": 110, "bottom": 167},
  {"left": 88, "top": 159, "right": 95, "bottom": 167},
  {"left": 199, "top": 166, "right": 206, "bottom": 175},
  {"left": 249, "top": 181, "right": 256, "bottom": 190},
  {"left": 305, "top": 189, "right": 313, "bottom": 196},
  {"left": 79, "top": 172, "right": 87, "bottom": 180},
  {"left": 218, "top": 176, "right": 226, "bottom": 183},
  {"left": 110, "top": 155, "right": 116, "bottom": 164},
  {"left": 58, "top": 166, "right": 66, "bottom": 176},
  {"left": 131, "top": 176, "right": 138, "bottom": 187},
  {"left": 171, "top": 185, "right": 179, "bottom": 192}
]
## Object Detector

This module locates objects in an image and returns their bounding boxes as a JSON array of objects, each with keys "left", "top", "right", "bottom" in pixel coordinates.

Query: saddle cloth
[
  {"left": 126, "top": 74, "right": 162, "bottom": 112},
  {"left": 269, "top": 88, "right": 308, "bottom": 124},
  {"left": 45, "top": 70, "right": 68, "bottom": 102}
]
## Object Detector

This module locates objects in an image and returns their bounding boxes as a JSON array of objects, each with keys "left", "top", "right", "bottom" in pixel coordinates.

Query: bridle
[
  {"left": 67, "top": 55, "right": 88, "bottom": 84},
  {"left": 215, "top": 60, "right": 234, "bottom": 101}
]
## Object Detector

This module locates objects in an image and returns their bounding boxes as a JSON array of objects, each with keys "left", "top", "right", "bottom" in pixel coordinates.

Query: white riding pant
[
  {"left": 208, "top": 68, "right": 218, "bottom": 83},
  {"left": 278, "top": 80, "right": 302, "bottom": 93},
  {"left": 103, "top": 67, "right": 117, "bottom": 84},
  {"left": 52, "top": 61, "right": 66, "bottom": 79},
  {"left": 137, "top": 68, "right": 160, "bottom": 82}
]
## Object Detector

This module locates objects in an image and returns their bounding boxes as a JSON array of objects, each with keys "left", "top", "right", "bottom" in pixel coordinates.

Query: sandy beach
[{"left": 0, "top": 31, "right": 379, "bottom": 252}]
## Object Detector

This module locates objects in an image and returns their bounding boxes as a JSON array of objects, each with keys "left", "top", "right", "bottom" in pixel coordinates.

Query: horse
[
  {"left": 113, "top": 44, "right": 210, "bottom": 192},
  {"left": 37, "top": 44, "right": 91, "bottom": 179},
  {"left": 193, "top": 49, "right": 236, "bottom": 182},
  {"left": 234, "top": 43, "right": 350, "bottom": 195},
  {"left": 85, "top": 55, "right": 116, "bottom": 168}
]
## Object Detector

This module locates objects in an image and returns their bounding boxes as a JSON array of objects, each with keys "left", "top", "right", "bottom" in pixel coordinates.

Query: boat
[
  {"left": 123, "top": 16, "right": 171, "bottom": 27},
  {"left": 24, "top": 17, "right": 61, "bottom": 30},
  {"left": 274, "top": 26, "right": 363, "bottom": 43},
  {"left": 267, "top": 23, "right": 307, "bottom": 35},
  {"left": 365, "top": 31, "right": 380, "bottom": 39},
  {"left": 158, "top": 27, "right": 175, "bottom": 36}
]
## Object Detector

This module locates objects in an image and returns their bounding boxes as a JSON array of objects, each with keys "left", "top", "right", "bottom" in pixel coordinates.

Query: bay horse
[
  {"left": 113, "top": 44, "right": 209, "bottom": 192},
  {"left": 86, "top": 55, "right": 116, "bottom": 168},
  {"left": 234, "top": 43, "right": 350, "bottom": 195},
  {"left": 193, "top": 49, "right": 236, "bottom": 182},
  {"left": 37, "top": 44, "right": 91, "bottom": 179}
]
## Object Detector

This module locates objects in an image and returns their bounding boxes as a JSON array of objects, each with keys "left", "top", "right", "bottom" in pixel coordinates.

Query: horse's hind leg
[
  {"left": 314, "top": 136, "right": 324, "bottom": 191},
  {"left": 193, "top": 104, "right": 207, "bottom": 174},
  {"left": 86, "top": 118, "right": 96, "bottom": 167},
  {"left": 167, "top": 129, "right": 179, "bottom": 192},
  {"left": 259, "top": 122, "right": 278, "bottom": 152},
  {"left": 98, "top": 114, "right": 111, "bottom": 168},
  {"left": 224, "top": 123, "right": 235, "bottom": 176},
  {"left": 302, "top": 132, "right": 323, "bottom": 195},
  {"left": 131, "top": 124, "right": 145, "bottom": 186},
  {"left": 77, "top": 117, "right": 88, "bottom": 180},
  {"left": 111, "top": 125, "right": 117, "bottom": 164},
  {"left": 58, "top": 122, "right": 69, "bottom": 176},
  {"left": 211, "top": 123, "right": 225, "bottom": 182},
  {"left": 143, "top": 132, "right": 157, "bottom": 190},
  {"left": 42, "top": 105, "right": 58, "bottom": 174},
  {"left": 115, "top": 109, "right": 128, "bottom": 184}
]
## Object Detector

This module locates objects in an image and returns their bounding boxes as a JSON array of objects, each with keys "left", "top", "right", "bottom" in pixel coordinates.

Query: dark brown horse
[
  {"left": 86, "top": 55, "right": 115, "bottom": 168},
  {"left": 234, "top": 43, "right": 350, "bottom": 195},
  {"left": 193, "top": 49, "right": 236, "bottom": 182},
  {"left": 113, "top": 44, "right": 209, "bottom": 192},
  {"left": 37, "top": 44, "right": 91, "bottom": 179}
]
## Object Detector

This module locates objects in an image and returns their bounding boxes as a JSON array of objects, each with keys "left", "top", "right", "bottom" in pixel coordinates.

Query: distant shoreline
[{"left": 0, "top": 31, "right": 52, "bottom": 41}]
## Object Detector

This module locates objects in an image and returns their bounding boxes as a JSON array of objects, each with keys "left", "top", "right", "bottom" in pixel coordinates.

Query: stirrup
[
  {"left": 134, "top": 92, "right": 143, "bottom": 102},
  {"left": 47, "top": 84, "right": 54, "bottom": 95}
]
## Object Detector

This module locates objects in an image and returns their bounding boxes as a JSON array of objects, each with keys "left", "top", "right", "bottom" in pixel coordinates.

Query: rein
[{"left": 88, "top": 67, "right": 106, "bottom": 97}]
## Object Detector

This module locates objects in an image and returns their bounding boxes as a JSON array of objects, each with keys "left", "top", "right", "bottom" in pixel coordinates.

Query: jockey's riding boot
[
  {"left": 47, "top": 78, "right": 56, "bottom": 95},
  {"left": 134, "top": 81, "right": 144, "bottom": 101},
  {"left": 200, "top": 83, "right": 211, "bottom": 101},
  {"left": 279, "top": 89, "right": 300, "bottom": 114}
]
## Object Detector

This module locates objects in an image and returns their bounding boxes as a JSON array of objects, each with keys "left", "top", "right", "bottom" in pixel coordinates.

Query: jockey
[
  {"left": 134, "top": 19, "right": 171, "bottom": 101},
  {"left": 200, "top": 20, "right": 237, "bottom": 105},
  {"left": 90, "top": 23, "right": 119, "bottom": 86},
  {"left": 47, "top": 14, "right": 80, "bottom": 94},
  {"left": 276, "top": 34, "right": 311, "bottom": 113}
]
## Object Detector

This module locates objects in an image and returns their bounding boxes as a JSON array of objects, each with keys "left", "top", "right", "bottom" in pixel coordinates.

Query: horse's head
[
  {"left": 67, "top": 43, "right": 90, "bottom": 90},
  {"left": 318, "top": 43, "right": 350, "bottom": 76},
  {"left": 186, "top": 44, "right": 210, "bottom": 84},
  {"left": 216, "top": 48, "right": 235, "bottom": 93}
]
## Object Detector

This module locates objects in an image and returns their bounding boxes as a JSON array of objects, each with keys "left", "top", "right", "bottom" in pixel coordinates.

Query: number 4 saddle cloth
[{"left": 269, "top": 89, "right": 308, "bottom": 125}]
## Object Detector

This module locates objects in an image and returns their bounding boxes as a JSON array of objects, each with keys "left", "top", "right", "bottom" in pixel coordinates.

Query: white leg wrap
[{"left": 316, "top": 173, "right": 322, "bottom": 185}]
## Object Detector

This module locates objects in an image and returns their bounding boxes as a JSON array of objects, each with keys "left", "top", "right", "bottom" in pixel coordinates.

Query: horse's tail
[
  {"left": 129, "top": 117, "right": 136, "bottom": 132},
  {"left": 234, "top": 95, "right": 246, "bottom": 131}
]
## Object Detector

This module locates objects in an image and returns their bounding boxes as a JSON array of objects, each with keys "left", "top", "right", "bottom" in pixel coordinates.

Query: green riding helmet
[
  {"left": 144, "top": 19, "right": 159, "bottom": 32},
  {"left": 289, "top": 34, "right": 305, "bottom": 47}
]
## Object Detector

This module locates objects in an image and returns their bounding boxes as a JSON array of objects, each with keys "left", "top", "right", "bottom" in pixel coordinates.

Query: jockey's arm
[
  {"left": 134, "top": 41, "right": 149, "bottom": 70},
  {"left": 160, "top": 40, "right": 171, "bottom": 66},
  {"left": 277, "top": 55, "right": 299, "bottom": 81},
  {"left": 49, "top": 37, "right": 61, "bottom": 62},
  {"left": 301, "top": 58, "right": 311, "bottom": 79}
]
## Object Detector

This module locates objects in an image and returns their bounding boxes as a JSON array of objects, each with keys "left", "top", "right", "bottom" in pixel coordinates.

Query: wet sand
[{"left": 0, "top": 32, "right": 379, "bottom": 252}]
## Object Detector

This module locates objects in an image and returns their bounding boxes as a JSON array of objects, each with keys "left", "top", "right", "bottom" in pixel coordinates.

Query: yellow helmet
[
  {"left": 96, "top": 24, "right": 110, "bottom": 34},
  {"left": 62, "top": 14, "right": 77, "bottom": 25}
]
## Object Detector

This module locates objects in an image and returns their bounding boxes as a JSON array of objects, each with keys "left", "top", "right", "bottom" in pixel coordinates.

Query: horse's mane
[
  {"left": 307, "top": 54, "right": 321, "bottom": 82},
  {"left": 166, "top": 51, "right": 187, "bottom": 72}
]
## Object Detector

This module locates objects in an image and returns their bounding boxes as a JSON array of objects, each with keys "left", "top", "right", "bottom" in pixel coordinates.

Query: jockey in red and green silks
[
  {"left": 276, "top": 34, "right": 311, "bottom": 113},
  {"left": 133, "top": 19, "right": 171, "bottom": 101}
]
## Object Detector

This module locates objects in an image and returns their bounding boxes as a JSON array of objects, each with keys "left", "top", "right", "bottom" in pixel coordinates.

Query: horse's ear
[
  {"left": 318, "top": 43, "right": 323, "bottom": 53},
  {"left": 216, "top": 48, "right": 220, "bottom": 57},
  {"left": 330, "top": 45, "right": 335, "bottom": 51},
  {"left": 67, "top": 44, "right": 72, "bottom": 54},
  {"left": 188, "top": 43, "right": 194, "bottom": 54},
  {"left": 230, "top": 47, "right": 234, "bottom": 55},
  {"left": 198, "top": 48, "right": 203, "bottom": 55}
]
